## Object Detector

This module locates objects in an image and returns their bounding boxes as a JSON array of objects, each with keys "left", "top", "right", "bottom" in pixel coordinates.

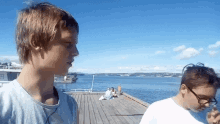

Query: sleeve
[
  {"left": 139, "top": 104, "right": 157, "bottom": 124},
  {"left": 66, "top": 94, "right": 78, "bottom": 123},
  {"left": 0, "top": 88, "right": 14, "bottom": 123}
]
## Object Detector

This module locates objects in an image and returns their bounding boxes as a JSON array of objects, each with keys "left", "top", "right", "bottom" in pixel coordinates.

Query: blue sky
[{"left": 0, "top": 0, "right": 220, "bottom": 73}]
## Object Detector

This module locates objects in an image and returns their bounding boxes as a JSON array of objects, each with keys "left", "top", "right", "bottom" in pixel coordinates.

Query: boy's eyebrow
[
  {"left": 62, "top": 37, "right": 78, "bottom": 44},
  {"left": 198, "top": 95, "right": 214, "bottom": 99},
  {"left": 64, "top": 40, "right": 78, "bottom": 44}
]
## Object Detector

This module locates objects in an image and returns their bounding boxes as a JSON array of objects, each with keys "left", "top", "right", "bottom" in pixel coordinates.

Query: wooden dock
[{"left": 67, "top": 92, "right": 149, "bottom": 124}]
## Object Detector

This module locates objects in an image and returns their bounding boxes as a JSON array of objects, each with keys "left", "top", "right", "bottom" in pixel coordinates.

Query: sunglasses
[{"left": 186, "top": 86, "right": 217, "bottom": 106}]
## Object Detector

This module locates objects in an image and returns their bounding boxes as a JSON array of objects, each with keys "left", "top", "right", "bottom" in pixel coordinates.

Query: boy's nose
[
  {"left": 71, "top": 46, "right": 79, "bottom": 56},
  {"left": 204, "top": 103, "right": 210, "bottom": 108},
  {"left": 69, "top": 46, "right": 79, "bottom": 56}
]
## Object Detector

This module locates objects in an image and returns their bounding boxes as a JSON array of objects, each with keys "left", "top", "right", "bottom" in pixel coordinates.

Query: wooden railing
[{"left": 122, "top": 92, "right": 150, "bottom": 108}]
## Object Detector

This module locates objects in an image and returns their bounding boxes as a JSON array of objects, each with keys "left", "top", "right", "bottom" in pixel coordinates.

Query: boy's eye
[{"left": 66, "top": 43, "right": 73, "bottom": 49}]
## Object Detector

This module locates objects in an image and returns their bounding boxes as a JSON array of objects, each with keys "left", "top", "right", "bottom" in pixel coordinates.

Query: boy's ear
[
  {"left": 30, "top": 41, "right": 42, "bottom": 51},
  {"left": 29, "top": 37, "right": 42, "bottom": 52},
  {"left": 180, "top": 84, "right": 188, "bottom": 94},
  {"left": 30, "top": 42, "right": 43, "bottom": 53}
]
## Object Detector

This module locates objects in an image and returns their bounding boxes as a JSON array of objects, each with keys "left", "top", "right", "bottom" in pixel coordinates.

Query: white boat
[
  {"left": 64, "top": 76, "right": 67, "bottom": 81},
  {"left": 137, "top": 75, "right": 145, "bottom": 77},
  {"left": 120, "top": 74, "right": 130, "bottom": 77},
  {"left": 0, "top": 62, "right": 23, "bottom": 86},
  {"left": 0, "top": 69, "right": 21, "bottom": 86},
  {"left": 164, "top": 75, "right": 172, "bottom": 77},
  {"left": 54, "top": 74, "right": 78, "bottom": 83}
]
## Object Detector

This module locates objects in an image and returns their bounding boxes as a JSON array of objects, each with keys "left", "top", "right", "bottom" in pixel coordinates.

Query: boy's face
[
  {"left": 37, "top": 27, "right": 78, "bottom": 76},
  {"left": 184, "top": 85, "right": 217, "bottom": 112}
]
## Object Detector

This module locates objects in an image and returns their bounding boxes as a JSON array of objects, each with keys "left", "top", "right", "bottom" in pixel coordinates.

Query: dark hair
[
  {"left": 16, "top": 2, "right": 79, "bottom": 64},
  {"left": 181, "top": 62, "right": 219, "bottom": 89}
]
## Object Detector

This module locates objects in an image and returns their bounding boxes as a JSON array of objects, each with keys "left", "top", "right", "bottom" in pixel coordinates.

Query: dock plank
[
  {"left": 100, "top": 100, "right": 124, "bottom": 124},
  {"left": 84, "top": 94, "right": 90, "bottom": 124},
  {"left": 89, "top": 94, "right": 104, "bottom": 124},
  {"left": 94, "top": 95, "right": 117, "bottom": 124},
  {"left": 88, "top": 94, "right": 96, "bottom": 124},
  {"left": 68, "top": 92, "right": 148, "bottom": 124},
  {"left": 111, "top": 95, "right": 137, "bottom": 124},
  {"left": 79, "top": 93, "right": 85, "bottom": 124},
  {"left": 91, "top": 94, "right": 110, "bottom": 124},
  {"left": 107, "top": 99, "right": 130, "bottom": 124},
  {"left": 118, "top": 95, "right": 144, "bottom": 123}
]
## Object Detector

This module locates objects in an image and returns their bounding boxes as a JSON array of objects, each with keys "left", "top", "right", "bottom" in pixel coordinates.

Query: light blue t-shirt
[{"left": 0, "top": 79, "right": 78, "bottom": 124}]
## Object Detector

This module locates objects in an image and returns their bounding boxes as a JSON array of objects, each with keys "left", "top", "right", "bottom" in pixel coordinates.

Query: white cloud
[
  {"left": 0, "top": 56, "right": 20, "bottom": 63},
  {"left": 208, "top": 51, "right": 218, "bottom": 57},
  {"left": 155, "top": 51, "right": 165, "bottom": 55},
  {"left": 104, "top": 70, "right": 111, "bottom": 73},
  {"left": 173, "top": 45, "right": 186, "bottom": 52},
  {"left": 176, "top": 48, "right": 200, "bottom": 60},
  {"left": 208, "top": 41, "right": 220, "bottom": 49},
  {"left": 199, "top": 48, "right": 204, "bottom": 52},
  {"left": 75, "top": 68, "right": 88, "bottom": 72},
  {"left": 11, "top": 62, "right": 23, "bottom": 67},
  {"left": 121, "top": 56, "right": 127, "bottom": 59},
  {"left": 153, "top": 66, "right": 167, "bottom": 71},
  {"left": 0, "top": 56, "right": 19, "bottom": 60}
]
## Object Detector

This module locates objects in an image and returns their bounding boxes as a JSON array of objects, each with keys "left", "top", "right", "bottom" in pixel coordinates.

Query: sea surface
[{"left": 54, "top": 75, "right": 220, "bottom": 123}]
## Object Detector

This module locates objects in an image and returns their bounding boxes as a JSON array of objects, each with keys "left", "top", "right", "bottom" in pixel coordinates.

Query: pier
[{"left": 67, "top": 92, "right": 149, "bottom": 124}]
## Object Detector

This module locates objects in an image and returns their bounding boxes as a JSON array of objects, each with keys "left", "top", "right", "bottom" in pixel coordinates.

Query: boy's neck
[
  {"left": 173, "top": 94, "right": 189, "bottom": 110},
  {"left": 17, "top": 64, "right": 59, "bottom": 105}
]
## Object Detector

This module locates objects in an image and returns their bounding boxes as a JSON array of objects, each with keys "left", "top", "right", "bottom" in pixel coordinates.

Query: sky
[{"left": 0, "top": 0, "right": 220, "bottom": 73}]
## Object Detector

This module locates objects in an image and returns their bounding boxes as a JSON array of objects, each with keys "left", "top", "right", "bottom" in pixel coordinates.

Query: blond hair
[{"left": 16, "top": 2, "right": 79, "bottom": 64}]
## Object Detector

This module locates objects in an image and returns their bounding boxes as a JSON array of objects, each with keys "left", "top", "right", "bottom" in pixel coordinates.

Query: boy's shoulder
[
  {"left": 57, "top": 90, "right": 78, "bottom": 118},
  {"left": 0, "top": 80, "right": 16, "bottom": 100},
  {"left": 57, "top": 89, "right": 78, "bottom": 108},
  {"left": 0, "top": 81, "right": 17, "bottom": 120},
  {"left": 147, "top": 97, "right": 177, "bottom": 114},
  {"left": 0, "top": 80, "right": 15, "bottom": 91},
  {"left": 150, "top": 97, "right": 174, "bottom": 108}
]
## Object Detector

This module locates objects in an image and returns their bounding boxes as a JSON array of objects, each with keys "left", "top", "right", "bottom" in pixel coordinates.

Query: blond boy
[{"left": 0, "top": 2, "right": 79, "bottom": 124}]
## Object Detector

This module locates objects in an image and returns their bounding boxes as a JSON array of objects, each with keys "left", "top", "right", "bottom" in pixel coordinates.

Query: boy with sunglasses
[{"left": 140, "top": 63, "right": 220, "bottom": 124}]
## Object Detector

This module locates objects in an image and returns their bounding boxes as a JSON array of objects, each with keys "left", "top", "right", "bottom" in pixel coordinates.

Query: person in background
[
  {"left": 118, "top": 84, "right": 122, "bottom": 95},
  {"left": 111, "top": 87, "right": 118, "bottom": 97},
  {"left": 140, "top": 63, "right": 220, "bottom": 124},
  {"left": 99, "top": 88, "right": 114, "bottom": 100},
  {"left": 104, "top": 88, "right": 113, "bottom": 100},
  {"left": 0, "top": 2, "right": 79, "bottom": 124}
]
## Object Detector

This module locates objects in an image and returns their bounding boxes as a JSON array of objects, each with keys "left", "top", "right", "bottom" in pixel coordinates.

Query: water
[{"left": 54, "top": 75, "right": 220, "bottom": 123}]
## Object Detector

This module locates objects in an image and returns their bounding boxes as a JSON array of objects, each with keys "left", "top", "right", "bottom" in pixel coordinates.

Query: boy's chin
[
  {"left": 191, "top": 108, "right": 205, "bottom": 113},
  {"left": 55, "top": 70, "right": 68, "bottom": 76},
  {"left": 190, "top": 108, "right": 200, "bottom": 113}
]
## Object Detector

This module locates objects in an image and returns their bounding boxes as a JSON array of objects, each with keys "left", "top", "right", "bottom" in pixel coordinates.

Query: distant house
[
  {"left": 0, "top": 65, "right": 8, "bottom": 69},
  {"left": 0, "top": 62, "right": 22, "bottom": 69}
]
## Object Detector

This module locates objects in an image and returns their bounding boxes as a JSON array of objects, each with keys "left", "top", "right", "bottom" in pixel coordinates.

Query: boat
[
  {"left": 137, "top": 75, "right": 145, "bottom": 77},
  {"left": 64, "top": 75, "right": 78, "bottom": 82},
  {"left": 54, "top": 73, "right": 78, "bottom": 84},
  {"left": 0, "top": 62, "right": 22, "bottom": 87},
  {"left": 120, "top": 74, "right": 130, "bottom": 77},
  {"left": 0, "top": 69, "right": 21, "bottom": 87},
  {"left": 164, "top": 75, "right": 172, "bottom": 77}
]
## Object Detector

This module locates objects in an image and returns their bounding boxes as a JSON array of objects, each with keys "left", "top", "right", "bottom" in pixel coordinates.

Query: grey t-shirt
[{"left": 0, "top": 79, "right": 78, "bottom": 124}]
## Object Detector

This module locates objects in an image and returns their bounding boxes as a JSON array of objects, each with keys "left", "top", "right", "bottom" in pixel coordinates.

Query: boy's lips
[
  {"left": 67, "top": 62, "right": 72, "bottom": 67},
  {"left": 66, "top": 61, "right": 73, "bottom": 66},
  {"left": 198, "top": 107, "right": 206, "bottom": 111},
  {"left": 67, "top": 60, "right": 74, "bottom": 64}
]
